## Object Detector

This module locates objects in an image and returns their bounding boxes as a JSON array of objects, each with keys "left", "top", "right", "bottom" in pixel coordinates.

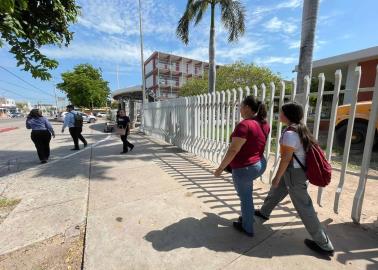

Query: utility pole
[{"left": 138, "top": 0, "right": 147, "bottom": 132}]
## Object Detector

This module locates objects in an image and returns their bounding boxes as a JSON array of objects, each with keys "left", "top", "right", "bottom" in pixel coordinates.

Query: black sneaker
[
  {"left": 129, "top": 145, "right": 134, "bottom": 151},
  {"left": 71, "top": 148, "right": 80, "bottom": 151},
  {"left": 40, "top": 160, "right": 47, "bottom": 164},
  {"left": 120, "top": 151, "right": 128, "bottom": 154},
  {"left": 254, "top": 210, "right": 269, "bottom": 221},
  {"left": 233, "top": 221, "right": 254, "bottom": 237},
  {"left": 304, "top": 239, "right": 334, "bottom": 257}
]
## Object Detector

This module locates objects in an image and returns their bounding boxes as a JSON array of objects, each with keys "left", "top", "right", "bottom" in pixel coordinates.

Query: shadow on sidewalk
[
  {"left": 141, "top": 136, "right": 378, "bottom": 269},
  {"left": 145, "top": 212, "right": 378, "bottom": 268}
]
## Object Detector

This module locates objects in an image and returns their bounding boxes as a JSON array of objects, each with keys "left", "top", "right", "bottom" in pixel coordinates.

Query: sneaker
[
  {"left": 254, "top": 210, "right": 269, "bottom": 221},
  {"left": 129, "top": 145, "right": 134, "bottom": 151},
  {"left": 40, "top": 160, "right": 47, "bottom": 164},
  {"left": 71, "top": 148, "right": 80, "bottom": 151},
  {"left": 233, "top": 221, "right": 254, "bottom": 237},
  {"left": 120, "top": 151, "right": 128, "bottom": 154},
  {"left": 304, "top": 239, "right": 334, "bottom": 257}
]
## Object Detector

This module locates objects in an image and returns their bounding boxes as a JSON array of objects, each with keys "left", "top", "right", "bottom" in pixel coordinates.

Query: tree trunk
[
  {"left": 208, "top": 2, "right": 216, "bottom": 93},
  {"left": 296, "top": 0, "right": 319, "bottom": 104}
]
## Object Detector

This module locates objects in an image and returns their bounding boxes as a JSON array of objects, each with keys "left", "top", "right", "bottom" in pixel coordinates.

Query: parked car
[
  {"left": 11, "top": 112, "right": 24, "bottom": 118},
  {"left": 57, "top": 112, "right": 97, "bottom": 123},
  {"left": 96, "top": 112, "right": 107, "bottom": 118},
  {"left": 335, "top": 101, "right": 377, "bottom": 152}
]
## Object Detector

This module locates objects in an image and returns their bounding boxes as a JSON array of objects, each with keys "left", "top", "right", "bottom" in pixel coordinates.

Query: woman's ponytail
[
  {"left": 242, "top": 95, "right": 267, "bottom": 122},
  {"left": 256, "top": 101, "right": 267, "bottom": 122}
]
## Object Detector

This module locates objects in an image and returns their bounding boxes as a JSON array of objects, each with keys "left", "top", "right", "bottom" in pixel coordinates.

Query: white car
[
  {"left": 57, "top": 112, "right": 96, "bottom": 123},
  {"left": 96, "top": 112, "right": 107, "bottom": 118}
]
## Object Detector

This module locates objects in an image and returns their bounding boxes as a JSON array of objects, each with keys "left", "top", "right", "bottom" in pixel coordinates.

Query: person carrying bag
[{"left": 116, "top": 110, "right": 134, "bottom": 154}]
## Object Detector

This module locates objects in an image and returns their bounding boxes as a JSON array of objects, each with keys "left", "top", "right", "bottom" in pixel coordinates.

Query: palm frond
[
  {"left": 220, "top": 0, "right": 246, "bottom": 42},
  {"left": 176, "top": 0, "right": 209, "bottom": 45}
]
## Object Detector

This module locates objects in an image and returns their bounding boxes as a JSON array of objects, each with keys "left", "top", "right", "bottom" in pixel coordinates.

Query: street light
[{"left": 138, "top": 0, "right": 147, "bottom": 132}]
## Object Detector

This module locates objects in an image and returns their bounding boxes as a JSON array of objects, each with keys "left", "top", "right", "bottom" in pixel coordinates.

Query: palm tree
[
  {"left": 177, "top": 0, "right": 246, "bottom": 93},
  {"left": 296, "top": 0, "right": 320, "bottom": 104}
]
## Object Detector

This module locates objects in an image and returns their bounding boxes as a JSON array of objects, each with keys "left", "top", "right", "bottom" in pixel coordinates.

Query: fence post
[
  {"left": 303, "top": 75, "right": 311, "bottom": 124},
  {"left": 352, "top": 65, "right": 378, "bottom": 223},
  {"left": 334, "top": 66, "right": 361, "bottom": 214},
  {"left": 269, "top": 81, "right": 285, "bottom": 183},
  {"left": 226, "top": 90, "right": 231, "bottom": 143},
  {"left": 265, "top": 82, "right": 276, "bottom": 162},
  {"left": 220, "top": 91, "right": 226, "bottom": 163},
  {"left": 231, "top": 89, "right": 237, "bottom": 131},
  {"left": 261, "top": 83, "right": 266, "bottom": 103},
  {"left": 238, "top": 87, "right": 244, "bottom": 121},
  {"left": 317, "top": 70, "right": 342, "bottom": 206},
  {"left": 245, "top": 86, "right": 250, "bottom": 96},
  {"left": 291, "top": 79, "right": 297, "bottom": 102},
  {"left": 252, "top": 85, "right": 258, "bottom": 96},
  {"left": 313, "top": 73, "right": 325, "bottom": 140}
]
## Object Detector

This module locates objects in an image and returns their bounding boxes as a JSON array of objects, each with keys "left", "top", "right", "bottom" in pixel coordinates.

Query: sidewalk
[{"left": 84, "top": 133, "right": 378, "bottom": 270}]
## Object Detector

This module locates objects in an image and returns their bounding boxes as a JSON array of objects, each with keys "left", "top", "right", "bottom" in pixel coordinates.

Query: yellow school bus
[{"left": 335, "top": 101, "right": 377, "bottom": 152}]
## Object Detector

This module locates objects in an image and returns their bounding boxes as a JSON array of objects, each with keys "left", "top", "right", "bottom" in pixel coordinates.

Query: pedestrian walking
[
  {"left": 116, "top": 109, "right": 134, "bottom": 154},
  {"left": 26, "top": 109, "right": 55, "bottom": 164},
  {"left": 255, "top": 102, "right": 334, "bottom": 256},
  {"left": 214, "top": 96, "right": 270, "bottom": 237},
  {"left": 61, "top": 105, "right": 87, "bottom": 150}
]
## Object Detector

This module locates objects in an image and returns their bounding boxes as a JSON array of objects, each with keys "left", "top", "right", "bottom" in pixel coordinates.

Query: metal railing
[{"left": 143, "top": 66, "right": 378, "bottom": 224}]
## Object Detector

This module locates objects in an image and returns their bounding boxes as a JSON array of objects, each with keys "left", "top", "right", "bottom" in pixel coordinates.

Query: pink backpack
[{"left": 286, "top": 127, "right": 332, "bottom": 187}]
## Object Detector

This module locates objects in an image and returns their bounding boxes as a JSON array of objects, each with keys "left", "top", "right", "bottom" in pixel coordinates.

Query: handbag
[{"left": 115, "top": 127, "right": 126, "bottom": 136}]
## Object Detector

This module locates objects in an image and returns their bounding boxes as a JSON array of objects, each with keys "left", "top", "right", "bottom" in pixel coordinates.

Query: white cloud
[
  {"left": 76, "top": 0, "right": 179, "bottom": 37},
  {"left": 42, "top": 37, "right": 152, "bottom": 65},
  {"left": 288, "top": 40, "right": 300, "bottom": 49},
  {"left": 265, "top": 17, "right": 297, "bottom": 34},
  {"left": 277, "top": 0, "right": 302, "bottom": 9},
  {"left": 254, "top": 56, "right": 297, "bottom": 65}
]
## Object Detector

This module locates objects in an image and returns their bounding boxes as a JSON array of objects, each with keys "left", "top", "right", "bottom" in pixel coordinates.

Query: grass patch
[{"left": 0, "top": 197, "right": 21, "bottom": 208}]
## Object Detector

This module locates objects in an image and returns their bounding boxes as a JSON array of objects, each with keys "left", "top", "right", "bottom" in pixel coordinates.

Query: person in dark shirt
[
  {"left": 117, "top": 110, "right": 134, "bottom": 154},
  {"left": 214, "top": 95, "right": 270, "bottom": 237},
  {"left": 26, "top": 109, "right": 55, "bottom": 163}
]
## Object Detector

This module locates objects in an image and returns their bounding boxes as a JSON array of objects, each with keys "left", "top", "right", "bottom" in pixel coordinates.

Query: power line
[
  {"left": 0, "top": 87, "right": 46, "bottom": 101},
  {"left": 0, "top": 65, "right": 55, "bottom": 98},
  {"left": 0, "top": 79, "right": 31, "bottom": 91}
]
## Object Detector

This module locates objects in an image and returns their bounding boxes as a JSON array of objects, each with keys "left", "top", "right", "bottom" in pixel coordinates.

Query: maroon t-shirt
[{"left": 229, "top": 118, "right": 270, "bottom": 169}]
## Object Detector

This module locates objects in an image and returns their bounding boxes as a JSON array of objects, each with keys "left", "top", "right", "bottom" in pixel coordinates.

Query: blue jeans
[{"left": 232, "top": 158, "right": 267, "bottom": 234}]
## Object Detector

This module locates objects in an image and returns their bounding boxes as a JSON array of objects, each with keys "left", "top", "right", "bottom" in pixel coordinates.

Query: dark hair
[
  {"left": 281, "top": 102, "right": 317, "bottom": 152},
  {"left": 66, "top": 105, "right": 74, "bottom": 110},
  {"left": 242, "top": 95, "right": 267, "bottom": 122},
  {"left": 27, "top": 109, "right": 42, "bottom": 119}
]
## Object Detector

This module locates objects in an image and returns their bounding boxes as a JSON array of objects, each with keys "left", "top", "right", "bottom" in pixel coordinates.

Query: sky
[{"left": 0, "top": 0, "right": 378, "bottom": 105}]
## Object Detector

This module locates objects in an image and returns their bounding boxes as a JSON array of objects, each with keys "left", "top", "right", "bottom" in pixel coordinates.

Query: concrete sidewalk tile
[{"left": 0, "top": 198, "right": 86, "bottom": 255}]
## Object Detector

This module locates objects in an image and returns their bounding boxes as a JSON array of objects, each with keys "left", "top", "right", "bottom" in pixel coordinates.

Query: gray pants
[{"left": 261, "top": 166, "right": 334, "bottom": 251}]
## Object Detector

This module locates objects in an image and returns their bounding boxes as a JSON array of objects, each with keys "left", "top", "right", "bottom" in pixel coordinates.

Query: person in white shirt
[
  {"left": 256, "top": 102, "right": 334, "bottom": 256},
  {"left": 62, "top": 105, "right": 87, "bottom": 150}
]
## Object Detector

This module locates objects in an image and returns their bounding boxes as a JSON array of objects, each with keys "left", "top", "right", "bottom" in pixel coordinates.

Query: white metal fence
[{"left": 144, "top": 66, "right": 378, "bottom": 224}]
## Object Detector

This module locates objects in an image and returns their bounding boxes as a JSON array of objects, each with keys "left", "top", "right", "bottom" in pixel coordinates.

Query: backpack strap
[
  {"left": 293, "top": 153, "right": 307, "bottom": 171},
  {"left": 283, "top": 125, "right": 307, "bottom": 171}
]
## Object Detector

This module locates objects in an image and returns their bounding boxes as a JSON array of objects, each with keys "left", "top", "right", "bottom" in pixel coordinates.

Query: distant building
[
  {"left": 309, "top": 46, "right": 378, "bottom": 104},
  {"left": 0, "top": 97, "right": 17, "bottom": 117},
  {"left": 144, "top": 51, "right": 210, "bottom": 100}
]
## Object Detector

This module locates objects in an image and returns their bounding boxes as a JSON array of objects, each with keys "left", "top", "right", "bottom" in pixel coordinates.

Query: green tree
[
  {"left": 177, "top": 0, "right": 246, "bottom": 94},
  {"left": 0, "top": 0, "right": 80, "bottom": 80},
  {"left": 57, "top": 64, "right": 110, "bottom": 110},
  {"left": 180, "top": 62, "right": 285, "bottom": 97}
]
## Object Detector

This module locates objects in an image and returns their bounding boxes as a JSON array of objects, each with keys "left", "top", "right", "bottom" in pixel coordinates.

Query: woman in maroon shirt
[{"left": 214, "top": 95, "right": 270, "bottom": 236}]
